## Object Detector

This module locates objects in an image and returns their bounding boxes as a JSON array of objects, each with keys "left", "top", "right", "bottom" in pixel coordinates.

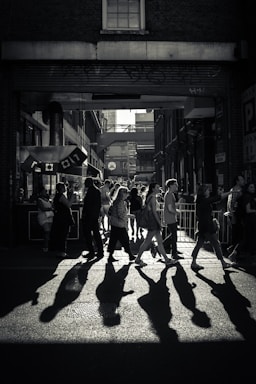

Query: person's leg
[
  {"left": 162, "top": 232, "right": 172, "bottom": 253},
  {"left": 191, "top": 234, "right": 205, "bottom": 270},
  {"left": 118, "top": 227, "right": 136, "bottom": 260},
  {"left": 92, "top": 220, "right": 104, "bottom": 257},
  {"left": 154, "top": 231, "right": 178, "bottom": 265},
  {"left": 83, "top": 221, "right": 95, "bottom": 254},
  {"left": 107, "top": 226, "right": 118, "bottom": 262},
  {"left": 135, "top": 231, "right": 154, "bottom": 266},
  {"left": 206, "top": 233, "right": 234, "bottom": 269}
]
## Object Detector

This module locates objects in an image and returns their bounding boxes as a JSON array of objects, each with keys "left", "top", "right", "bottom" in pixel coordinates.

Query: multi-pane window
[{"left": 102, "top": 0, "right": 145, "bottom": 31}]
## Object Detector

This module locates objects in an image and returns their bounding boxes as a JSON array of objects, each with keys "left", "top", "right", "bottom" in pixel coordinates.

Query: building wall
[{"left": 0, "top": 0, "right": 244, "bottom": 43}]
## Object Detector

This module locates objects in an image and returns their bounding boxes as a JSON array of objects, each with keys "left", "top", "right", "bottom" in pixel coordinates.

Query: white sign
[{"left": 108, "top": 161, "right": 116, "bottom": 171}]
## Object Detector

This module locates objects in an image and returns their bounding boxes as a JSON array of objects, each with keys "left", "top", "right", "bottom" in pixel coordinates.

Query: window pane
[
  {"left": 118, "top": 0, "right": 128, "bottom": 13},
  {"left": 107, "top": 15, "right": 118, "bottom": 28},
  {"left": 129, "top": 13, "right": 139, "bottom": 28},
  {"left": 129, "top": 0, "right": 139, "bottom": 12},
  {"left": 106, "top": 0, "right": 142, "bottom": 30},
  {"left": 108, "top": 0, "right": 118, "bottom": 12},
  {"left": 118, "top": 15, "right": 129, "bottom": 28}
]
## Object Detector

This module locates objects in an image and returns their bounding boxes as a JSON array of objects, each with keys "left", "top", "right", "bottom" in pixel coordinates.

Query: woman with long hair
[
  {"left": 107, "top": 186, "right": 136, "bottom": 263},
  {"left": 135, "top": 182, "right": 178, "bottom": 267}
]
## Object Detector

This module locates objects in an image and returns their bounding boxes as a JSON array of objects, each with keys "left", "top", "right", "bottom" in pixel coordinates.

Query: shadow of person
[
  {"left": 172, "top": 264, "right": 211, "bottom": 328},
  {"left": 195, "top": 270, "right": 256, "bottom": 340},
  {"left": 40, "top": 258, "right": 97, "bottom": 322},
  {"left": 96, "top": 262, "right": 133, "bottom": 327},
  {"left": 0, "top": 256, "right": 59, "bottom": 317},
  {"left": 136, "top": 265, "right": 179, "bottom": 344}
]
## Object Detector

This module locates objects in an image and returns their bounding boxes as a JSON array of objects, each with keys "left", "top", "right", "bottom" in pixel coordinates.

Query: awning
[
  {"left": 87, "top": 163, "right": 102, "bottom": 178},
  {"left": 20, "top": 145, "right": 87, "bottom": 174}
]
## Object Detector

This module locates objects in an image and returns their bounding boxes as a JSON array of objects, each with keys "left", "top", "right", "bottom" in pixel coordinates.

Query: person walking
[
  {"left": 81, "top": 177, "right": 104, "bottom": 260},
  {"left": 191, "top": 184, "right": 235, "bottom": 272},
  {"left": 128, "top": 186, "right": 143, "bottom": 238},
  {"left": 107, "top": 186, "right": 136, "bottom": 263},
  {"left": 162, "top": 178, "right": 184, "bottom": 260},
  {"left": 49, "top": 182, "right": 76, "bottom": 258},
  {"left": 100, "top": 179, "right": 112, "bottom": 233},
  {"left": 37, "top": 186, "right": 54, "bottom": 252},
  {"left": 135, "top": 182, "right": 178, "bottom": 267},
  {"left": 239, "top": 182, "right": 256, "bottom": 262},
  {"left": 226, "top": 175, "right": 245, "bottom": 258}
]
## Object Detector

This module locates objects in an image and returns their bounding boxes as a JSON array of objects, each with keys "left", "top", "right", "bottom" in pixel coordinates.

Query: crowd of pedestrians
[{"left": 36, "top": 174, "right": 256, "bottom": 268}]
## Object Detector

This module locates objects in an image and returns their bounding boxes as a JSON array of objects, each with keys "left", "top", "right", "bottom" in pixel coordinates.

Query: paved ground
[{"left": 1, "top": 235, "right": 256, "bottom": 382}]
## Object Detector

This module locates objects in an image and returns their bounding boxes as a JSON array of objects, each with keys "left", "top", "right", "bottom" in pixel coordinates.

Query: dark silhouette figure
[
  {"left": 40, "top": 259, "right": 97, "bottom": 322},
  {"left": 81, "top": 177, "right": 104, "bottom": 259},
  {"left": 195, "top": 270, "right": 256, "bottom": 341},
  {"left": 96, "top": 262, "right": 134, "bottom": 326},
  {"left": 136, "top": 265, "right": 179, "bottom": 344},
  {"left": 172, "top": 265, "right": 211, "bottom": 328}
]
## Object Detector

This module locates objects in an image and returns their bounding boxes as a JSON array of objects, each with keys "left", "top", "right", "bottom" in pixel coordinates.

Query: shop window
[{"left": 102, "top": 0, "right": 145, "bottom": 32}]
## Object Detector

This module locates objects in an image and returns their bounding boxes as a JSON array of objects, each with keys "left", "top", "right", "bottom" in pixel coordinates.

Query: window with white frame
[{"left": 102, "top": 0, "right": 145, "bottom": 31}]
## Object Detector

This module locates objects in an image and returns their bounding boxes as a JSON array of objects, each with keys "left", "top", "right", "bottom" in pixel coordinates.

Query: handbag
[
  {"left": 137, "top": 205, "right": 150, "bottom": 229},
  {"left": 137, "top": 196, "right": 154, "bottom": 229}
]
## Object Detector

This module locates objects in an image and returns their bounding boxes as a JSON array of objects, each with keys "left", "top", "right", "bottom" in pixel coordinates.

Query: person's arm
[
  {"left": 167, "top": 194, "right": 176, "bottom": 213},
  {"left": 59, "top": 193, "right": 76, "bottom": 208}
]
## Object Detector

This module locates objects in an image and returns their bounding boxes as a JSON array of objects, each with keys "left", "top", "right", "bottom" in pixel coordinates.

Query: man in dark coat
[{"left": 81, "top": 177, "right": 104, "bottom": 259}]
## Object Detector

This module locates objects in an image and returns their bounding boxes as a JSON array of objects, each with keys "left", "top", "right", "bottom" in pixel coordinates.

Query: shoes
[
  {"left": 191, "top": 262, "right": 204, "bottom": 272},
  {"left": 135, "top": 258, "right": 147, "bottom": 267},
  {"left": 172, "top": 254, "right": 184, "bottom": 260},
  {"left": 226, "top": 245, "right": 234, "bottom": 254},
  {"left": 108, "top": 255, "right": 118, "bottom": 263},
  {"left": 150, "top": 244, "right": 158, "bottom": 258},
  {"left": 84, "top": 252, "right": 95, "bottom": 260},
  {"left": 165, "top": 258, "right": 178, "bottom": 266},
  {"left": 228, "top": 250, "right": 237, "bottom": 263},
  {"left": 56, "top": 252, "right": 68, "bottom": 259},
  {"left": 222, "top": 261, "right": 235, "bottom": 270}
]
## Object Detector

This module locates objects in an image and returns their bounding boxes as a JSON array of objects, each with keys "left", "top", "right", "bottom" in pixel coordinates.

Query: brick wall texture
[{"left": 0, "top": 0, "right": 246, "bottom": 43}]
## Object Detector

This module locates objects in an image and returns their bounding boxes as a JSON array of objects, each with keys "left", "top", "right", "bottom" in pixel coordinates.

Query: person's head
[
  {"left": 147, "top": 182, "right": 160, "bottom": 197},
  {"left": 104, "top": 179, "right": 111, "bottom": 187},
  {"left": 165, "top": 178, "right": 178, "bottom": 192},
  {"left": 196, "top": 184, "right": 210, "bottom": 200},
  {"left": 234, "top": 175, "right": 245, "bottom": 187},
  {"left": 56, "top": 182, "right": 66, "bottom": 194},
  {"left": 84, "top": 177, "right": 94, "bottom": 189},
  {"left": 115, "top": 186, "right": 129, "bottom": 201},
  {"left": 130, "top": 186, "right": 139, "bottom": 197},
  {"left": 39, "top": 186, "right": 48, "bottom": 197},
  {"left": 245, "top": 182, "right": 255, "bottom": 194}
]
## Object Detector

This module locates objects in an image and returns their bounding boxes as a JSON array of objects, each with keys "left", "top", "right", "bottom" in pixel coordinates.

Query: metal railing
[{"left": 159, "top": 203, "right": 231, "bottom": 244}]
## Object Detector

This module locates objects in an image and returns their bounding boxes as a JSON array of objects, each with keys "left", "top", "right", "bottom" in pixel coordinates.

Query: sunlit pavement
[{"left": 0, "top": 236, "right": 256, "bottom": 382}]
